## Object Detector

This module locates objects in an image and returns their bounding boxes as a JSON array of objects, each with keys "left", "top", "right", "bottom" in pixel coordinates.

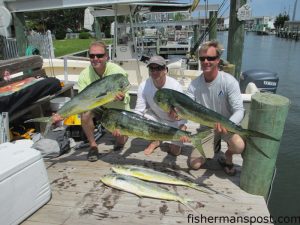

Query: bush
[
  {"left": 78, "top": 29, "right": 90, "bottom": 33},
  {"left": 55, "top": 29, "right": 66, "bottom": 40},
  {"left": 79, "top": 32, "right": 91, "bottom": 39}
]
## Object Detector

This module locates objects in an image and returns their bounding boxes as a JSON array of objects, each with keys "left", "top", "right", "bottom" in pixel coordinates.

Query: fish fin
[
  {"left": 122, "top": 84, "right": 131, "bottom": 93},
  {"left": 88, "top": 93, "right": 116, "bottom": 110},
  {"left": 188, "top": 183, "right": 213, "bottom": 194},
  {"left": 180, "top": 198, "right": 200, "bottom": 215},
  {"left": 246, "top": 137, "right": 270, "bottom": 158},
  {"left": 96, "top": 90, "right": 121, "bottom": 99},
  {"left": 43, "top": 121, "right": 52, "bottom": 136},
  {"left": 247, "top": 129, "right": 279, "bottom": 141},
  {"left": 96, "top": 92, "right": 107, "bottom": 98},
  {"left": 196, "top": 184, "right": 235, "bottom": 201},
  {"left": 190, "top": 129, "right": 212, "bottom": 159},
  {"left": 189, "top": 183, "right": 213, "bottom": 194},
  {"left": 24, "top": 117, "right": 52, "bottom": 123},
  {"left": 188, "top": 182, "right": 235, "bottom": 200}
]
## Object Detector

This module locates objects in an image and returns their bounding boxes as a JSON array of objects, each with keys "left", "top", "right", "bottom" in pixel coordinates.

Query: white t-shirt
[
  {"left": 135, "top": 76, "right": 184, "bottom": 123},
  {"left": 186, "top": 71, "right": 244, "bottom": 124}
]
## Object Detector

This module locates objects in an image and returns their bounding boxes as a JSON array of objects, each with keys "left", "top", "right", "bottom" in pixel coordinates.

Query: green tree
[
  {"left": 98, "top": 17, "right": 114, "bottom": 38},
  {"left": 25, "top": 8, "right": 85, "bottom": 33},
  {"left": 274, "top": 13, "right": 290, "bottom": 29},
  {"left": 173, "top": 12, "right": 186, "bottom": 21}
]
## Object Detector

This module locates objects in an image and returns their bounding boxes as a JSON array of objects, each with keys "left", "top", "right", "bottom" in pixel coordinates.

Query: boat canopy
[{"left": 3, "top": 0, "right": 195, "bottom": 13}]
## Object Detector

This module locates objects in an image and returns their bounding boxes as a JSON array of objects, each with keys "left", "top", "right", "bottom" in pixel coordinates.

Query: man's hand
[
  {"left": 52, "top": 113, "right": 64, "bottom": 123},
  {"left": 168, "top": 107, "right": 180, "bottom": 120},
  {"left": 179, "top": 124, "right": 190, "bottom": 143},
  {"left": 115, "top": 92, "right": 125, "bottom": 101},
  {"left": 112, "top": 129, "right": 122, "bottom": 137},
  {"left": 214, "top": 122, "right": 228, "bottom": 135}
]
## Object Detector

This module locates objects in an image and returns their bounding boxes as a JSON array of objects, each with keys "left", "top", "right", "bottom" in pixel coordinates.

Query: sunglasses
[
  {"left": 89, "top": 53, "right": 106, "bottom": 59},
  {"left": 148, "top": 65, "right": 166, "bottom": 72},
  {"left": 199, "top": 56, "right": 218, "bottom": 62}
]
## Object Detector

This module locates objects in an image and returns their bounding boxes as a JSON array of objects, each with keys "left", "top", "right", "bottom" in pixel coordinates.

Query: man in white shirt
[
  {"left": 186, "top": 41, "right": 245, "bottom": 175},
  {"left": 135, "top": 56, "right": 187, "bottom": 156}
]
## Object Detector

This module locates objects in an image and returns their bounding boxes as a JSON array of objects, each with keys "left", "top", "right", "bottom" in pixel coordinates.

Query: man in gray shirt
[{"left": 186, "top": 40, "right": 245, "bottom": 176}]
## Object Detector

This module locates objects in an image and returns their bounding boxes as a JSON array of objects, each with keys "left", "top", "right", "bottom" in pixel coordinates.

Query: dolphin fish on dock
[
  {"left": 112, "top": 164, "right": 211, "bottom": 194},
  {"left": 153, "top": 88, "right": 280, "bottom": 158},
  {"left": 25, "top": 73, "right": 130, "bottom": 124},
  {"left": 100, "top": 173, "right": 197, "bottom": 212},
  {"left": 100, "top": 108, "right": 212, "bottom": 157}
]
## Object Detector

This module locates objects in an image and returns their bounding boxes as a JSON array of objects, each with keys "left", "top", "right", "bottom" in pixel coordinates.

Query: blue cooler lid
[{"left": 0, "top": 142, "right": 42, "bottom": 182}]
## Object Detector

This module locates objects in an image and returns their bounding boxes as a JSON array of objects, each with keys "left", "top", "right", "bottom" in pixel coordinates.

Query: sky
[{"left": 186, "top": 0, "right": 300, "bottom": 20}]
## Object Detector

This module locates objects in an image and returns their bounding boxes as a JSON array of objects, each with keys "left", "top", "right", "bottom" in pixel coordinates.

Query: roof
[{"left": 3, "top": 0, "right": 194, "bottom": 13}]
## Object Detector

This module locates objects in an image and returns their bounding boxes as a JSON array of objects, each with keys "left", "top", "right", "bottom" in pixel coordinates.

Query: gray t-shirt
[{"left": 186, "top": 71, "right": 244, "bottom": 124}]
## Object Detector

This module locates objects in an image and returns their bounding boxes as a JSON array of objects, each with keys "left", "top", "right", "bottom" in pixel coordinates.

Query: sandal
[
  {"left": 87, "top": 147, "right": 99, "bottom": 162},
  {"left": 113, "top": 144, "right": 124, "bottom": 151},
  {"left": 114, "top": 136, "right": 128, "bottom": 151},
  {"left": 218, "top": 157, "right": 236, "bottom": 176}
]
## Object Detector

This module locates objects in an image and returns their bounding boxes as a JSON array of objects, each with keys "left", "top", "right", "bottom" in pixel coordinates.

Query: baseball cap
[{"left": 147, "top": 56, "right": 167, "bottom": 67}]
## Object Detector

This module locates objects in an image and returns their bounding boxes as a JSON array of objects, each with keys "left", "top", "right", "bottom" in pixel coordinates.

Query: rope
[
  {"left": 191, "top": 0, "right": 230, "bottom": 54},
  {"left": 267, "top": 166, "right": 277, "bottom": 205}
]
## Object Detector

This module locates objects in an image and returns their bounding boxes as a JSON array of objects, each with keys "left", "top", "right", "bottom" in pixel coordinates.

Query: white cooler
[{"left": 0, "top": 142, "right": 51, "bottom": 225}]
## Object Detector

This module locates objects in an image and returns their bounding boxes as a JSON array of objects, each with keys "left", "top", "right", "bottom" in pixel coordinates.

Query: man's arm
[
  {"left": 228, "top": 80, "right": 245, "bottom": 124},
  {"left": 134, "top": 82, "right": 147, "bottom": 115}
]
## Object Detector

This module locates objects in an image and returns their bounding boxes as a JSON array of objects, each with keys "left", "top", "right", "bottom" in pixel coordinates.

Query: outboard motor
[{"left": 240, "top": 69, "right": 279, "bottom": 93}]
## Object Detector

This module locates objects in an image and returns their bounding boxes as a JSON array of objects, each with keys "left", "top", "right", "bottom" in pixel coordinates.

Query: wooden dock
[
  {"left": 276, "top": 21, "right": 300, "bottom": 41},
  {"left": 21, "top": 122, "right": 272, "bottom": 225}
]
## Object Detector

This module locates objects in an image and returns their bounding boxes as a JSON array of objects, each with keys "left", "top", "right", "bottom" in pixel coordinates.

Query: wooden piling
[
  {"left": 227, "top": 0, "right": 246, "bottom": 80},
  {"left": 240, "top": 93, "right": 290, "bottom": 199},
  {"left": 94, "top": 17, "right": 102, "bottom": 40},
  {"left": 209, "top": 11, "right": 217, "bottom": 41}
]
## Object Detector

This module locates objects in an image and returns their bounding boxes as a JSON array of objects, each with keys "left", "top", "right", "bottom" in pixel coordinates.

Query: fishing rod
[
  {"left": 190, "top": 0, "right": 229, "bottom": 55},
  {"left": 190, "top": 0, "right": 229, "bottom": 54}
]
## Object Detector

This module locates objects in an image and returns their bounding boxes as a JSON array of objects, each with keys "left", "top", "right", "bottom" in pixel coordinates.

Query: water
[{"left": 218, "top": 31, "right": 300, "bottom": 224}]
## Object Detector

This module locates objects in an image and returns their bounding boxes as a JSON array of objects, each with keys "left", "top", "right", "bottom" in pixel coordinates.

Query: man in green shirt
[{"left": 78, "top": 41, "right": 130, "bottom": 162}]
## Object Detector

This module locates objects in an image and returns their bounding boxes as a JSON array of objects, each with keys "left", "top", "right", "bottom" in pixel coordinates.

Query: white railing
[
  {"left": 1, "top": 30, "right": 55, "bottom": 59},
  {"left": 27, "top": 30, "right": 55, "bottom": 59},
  {"left": 1, "top": 36, "right": 18, "bottom": 59},
  {"left": 0, "top": 112, "right": 10, "bottom": 144}
]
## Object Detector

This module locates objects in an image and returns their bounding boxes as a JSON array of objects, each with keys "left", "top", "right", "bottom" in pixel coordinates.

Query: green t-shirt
[{"left": 77, "top": 62, "right": 130, "bottom": 110}]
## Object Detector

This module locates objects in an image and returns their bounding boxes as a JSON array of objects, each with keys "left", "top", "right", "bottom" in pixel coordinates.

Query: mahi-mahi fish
[
  {"left": 112, "top": 164, "right": 211, "bottom": 194},
  {"left": 25, "top": 73, "right": 130, "bottom": 123},
  {"left": 153, "top": 88, "right": 279, "bottom": 158},
  {"left": 100, "top": 173, "right": 197, "bottom": 212},
  {"left": 101, "top": 108, "right": 212, "bottom": 157}
]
